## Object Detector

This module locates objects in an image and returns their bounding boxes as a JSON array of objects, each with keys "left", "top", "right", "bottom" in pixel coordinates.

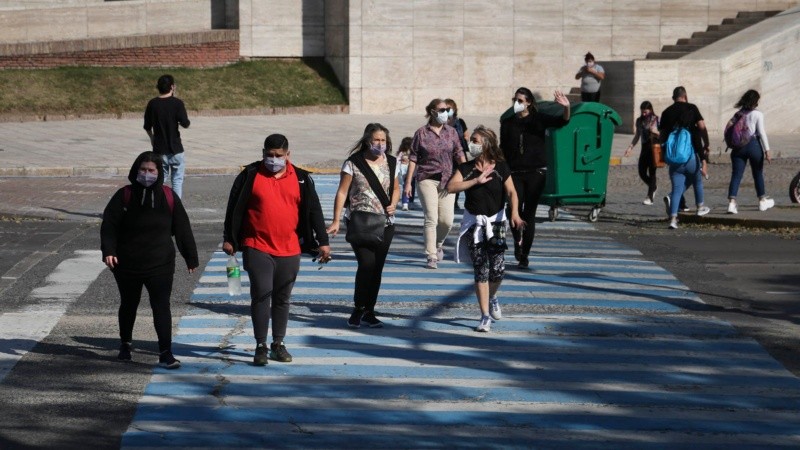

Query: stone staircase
[{"left": 646, "top": 10, "right": 781, "bottom": 59}]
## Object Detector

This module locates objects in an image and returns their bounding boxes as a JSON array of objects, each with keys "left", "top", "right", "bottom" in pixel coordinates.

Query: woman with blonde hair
[{"left": 448, "top": 126, "right": 524, "bottom": 332}]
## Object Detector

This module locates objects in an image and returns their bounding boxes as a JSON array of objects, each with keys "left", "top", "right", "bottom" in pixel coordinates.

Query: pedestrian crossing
[{"left": 121, "top": 174, "right": 800, "bottom": 448}]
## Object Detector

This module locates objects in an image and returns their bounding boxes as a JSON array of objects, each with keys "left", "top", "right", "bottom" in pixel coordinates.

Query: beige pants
[{"left": 417, "top": 178, "right": 455, "bottom": 260}]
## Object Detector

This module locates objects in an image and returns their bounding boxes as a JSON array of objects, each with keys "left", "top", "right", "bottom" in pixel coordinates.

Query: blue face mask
[
  {"left": 263, "top": 156, "right": 286, "bottom": 173},
  {"left": 369, "top": 143, "right": 386, "bottom": 156}
]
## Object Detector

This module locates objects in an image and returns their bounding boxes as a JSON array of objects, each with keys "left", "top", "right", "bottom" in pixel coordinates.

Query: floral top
[{"left": 342, "top": 156, "right": 399, "bottom": 218}]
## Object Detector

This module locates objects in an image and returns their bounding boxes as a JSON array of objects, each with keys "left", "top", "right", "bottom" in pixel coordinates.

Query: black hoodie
[{"left": 101, "top": 151, "right": 199, "bottom": 277}]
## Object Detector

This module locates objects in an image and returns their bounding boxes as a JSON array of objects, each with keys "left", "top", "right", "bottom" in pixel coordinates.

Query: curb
[{"left": 0, "top": 164, "right": 342, "bottom": 177}]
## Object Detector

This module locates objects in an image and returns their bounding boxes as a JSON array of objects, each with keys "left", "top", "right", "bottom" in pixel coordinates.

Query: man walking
[
  {"left": 659, "top": 86, "right": 712, "bottom": 229},
  {"left": 144, "top": 74, "right": 190, "bottom": 198}
]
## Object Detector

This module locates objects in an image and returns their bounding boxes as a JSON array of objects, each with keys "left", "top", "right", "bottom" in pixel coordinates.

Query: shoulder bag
[{"left": 345, "top": 152, "right": 396, "bottom": 248}]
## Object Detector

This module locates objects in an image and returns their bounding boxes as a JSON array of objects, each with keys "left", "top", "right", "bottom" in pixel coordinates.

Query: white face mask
[
  {"left": 136, "top": 172, "right": 158, "bottom": 187},
  {"left": 263, "top": 156, "right": 287, "bottom": 173},
  {"left": 447, "top": 109, "right": 455, "bottom": 118},
  {"left": 513, "top": 100, "right": 526, "bottom": 114},
  {"left": 467, "top": 142, "right": 483, "bottom": 158},
  {"left": 435, "top": 111, "right": 449, "bottom": 125}
]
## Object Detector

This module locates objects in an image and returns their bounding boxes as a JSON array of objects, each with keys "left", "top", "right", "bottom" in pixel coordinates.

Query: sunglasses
[{"left": 436, "top": 107, "right": 452, "bottom": 113}]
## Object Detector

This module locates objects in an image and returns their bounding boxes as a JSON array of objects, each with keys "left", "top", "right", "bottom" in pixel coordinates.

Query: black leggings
[
  {"left": 351, "top": 225, "right": 395, "bottom": 312},
  {"left": 242, "top": 247, "right": 300, "bottom": 344},
  {"left": 638, "top": 143, "right": 658, "bottom": 199},
  {"left": 508, "top": 170, "right": 546, "bottom": 259},
  {"left": 114, "top": 271, "right": 174, "bottom": 353}
]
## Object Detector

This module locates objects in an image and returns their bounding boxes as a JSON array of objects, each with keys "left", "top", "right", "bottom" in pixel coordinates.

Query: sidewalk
[{"left": 0, "top": 113, "right": 797, "bottom": 228}]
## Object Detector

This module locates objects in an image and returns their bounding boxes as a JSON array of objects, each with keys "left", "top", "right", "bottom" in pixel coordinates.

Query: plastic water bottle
[{"left": 226, "top": 255, "right": 241, "bottom": 296}]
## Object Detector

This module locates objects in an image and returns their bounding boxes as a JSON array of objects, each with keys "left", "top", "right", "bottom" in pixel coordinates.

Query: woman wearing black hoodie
[
  {"left": 101, "top": 151, "right": 198, "bottom": 369},
  {"left": 500, "top": 87, "right": 570, "bottom": 269}
]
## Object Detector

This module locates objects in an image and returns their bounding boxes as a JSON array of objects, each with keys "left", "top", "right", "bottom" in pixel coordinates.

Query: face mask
[
  {"left": 513, "top": 100, "right": 526, "bottom": 114},
  {"left": 467, "top": 142, "right": 483, "bottom": 158},
  {"left": 136, "top": 172, "right": 158, "bottom": 187},
  {"left": 435, "top": 111, "right": 449, "bottom": 124},
  {"left": 586, "top": 61, "right": 595, "bottom": 68},
  {"left": 447, "top": 109, "right": 455, "bottom": 118},
  {"left": 369, "top": 143, "right": 386, "bottom": 156},
  {"left": 264, "top": 156, "right": 286, "bottom": 173}
]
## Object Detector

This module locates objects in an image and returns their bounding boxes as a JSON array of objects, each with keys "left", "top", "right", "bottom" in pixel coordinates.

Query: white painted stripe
[
  {"left": 0, "top": 250, "right": 104, "bottom": 382},
  {"left": 193, "top": 286, "right": 687, "bottom": 297}
]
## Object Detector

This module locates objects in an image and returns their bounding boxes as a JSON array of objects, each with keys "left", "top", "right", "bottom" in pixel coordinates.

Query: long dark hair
[
  {"left": 514, "top": 87, "right": 537, "bottom": 114},
  {"left": 735, "top": 89, "right": 760, "bottom": 110},
  {"left": 348, "top": 123, "right": 392, "bottom": 156}
]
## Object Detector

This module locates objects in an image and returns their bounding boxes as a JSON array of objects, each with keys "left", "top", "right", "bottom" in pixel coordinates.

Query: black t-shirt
[
  {"left": 458, "top": 160, "right": 511, "bottom": 216},
  {"left": 659, "top": 102, "right": 704, "bottom": 157},
  {"left": 143, "top": 96, "right": 191, "bottom": 155},
  {"left": 500, "top": 112, "right": 568, "bottom": 171}
]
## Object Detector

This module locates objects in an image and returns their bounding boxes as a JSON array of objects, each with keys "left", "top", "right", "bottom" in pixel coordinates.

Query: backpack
[
  {"left": 664, "top": 127, "right": 694, "bottom": 165},
  {"left": 122, "top": 184, "right": 174, "bottom": 213},
  {"left": 723, "top": 110, "right": 753, "bottom": 151}
]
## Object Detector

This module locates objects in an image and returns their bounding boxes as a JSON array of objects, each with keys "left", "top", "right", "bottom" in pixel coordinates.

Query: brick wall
[{"left": 0, "top": 30, "right": 239, "bottom": 69}]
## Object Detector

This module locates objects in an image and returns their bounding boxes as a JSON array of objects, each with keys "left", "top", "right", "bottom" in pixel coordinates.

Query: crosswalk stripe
[{"left": 121, "top": 175, "right": 800, "bottom": 448}]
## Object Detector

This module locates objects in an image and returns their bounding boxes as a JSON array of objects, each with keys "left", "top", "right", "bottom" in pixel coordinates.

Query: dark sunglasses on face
[{"left": 436, "top": 107, "right": 452, "bottom": 113}]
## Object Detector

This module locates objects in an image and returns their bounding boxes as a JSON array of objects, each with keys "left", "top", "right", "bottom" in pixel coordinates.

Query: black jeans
[
  {"left": 638, "top": 143, "right": 658, "bottom": 200},
  {"left": 242, "top": 247, "right": 301, "bottom": 344},
  {"left": 581, "top": 91, "right": 601, "bottom": 102},
  {"left": 508, "top": 170, "right": 546, "bottom": 259},
  {"left": 351, "top": 224, "right": 395, "bottom": 312},
  {"left": 114, "top": 271, "right": 174, "bottom": 353}
]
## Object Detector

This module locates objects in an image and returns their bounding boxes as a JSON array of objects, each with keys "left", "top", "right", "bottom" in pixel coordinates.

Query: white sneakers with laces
[
  {"left": 476, "top": 315, "right": 491, "bottom": 332},
  {"left": 489, "top": 297, "right": 502, "bottom": 320},
  {"left": 759, "top": 197, "right": 775, "bottom": 211},
  {"left": 696, "top": 206, "right": 711, "bottom": 216},
  {"left": 727, "top": 200, "right": 738, "bottom": 214}
]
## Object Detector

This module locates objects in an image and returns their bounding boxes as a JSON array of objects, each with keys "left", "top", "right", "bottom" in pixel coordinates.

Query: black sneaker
[
  {"left": 514, "top": 246, "right": 521, "bottom": 262},
  {"left": 117, "top": 342, "right": 132, "bottom": 361},
  {"left": 518, "top": 256, "right": 529, "bottom": 269},
  {"left": 270, "top": 342, "right": 293, "bottom": 363},
  {"left": 158, "top": 350, "right": 181, "bottom": 370},
  {"left": 361, "top": 311, "right": 384, "bottom": 328},
  {"left": 253, "top": 342, "right": 268, "bottom": 366},
  {"left": 348, "top": 307, "right": 364, "bottom": 328}
]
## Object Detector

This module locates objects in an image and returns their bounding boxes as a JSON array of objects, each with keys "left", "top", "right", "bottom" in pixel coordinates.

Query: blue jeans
[
  {"left": 161, "top": 153, "right": 185, "bottom": 198},
  {"left": 668, "top": 155, "right": 703, "bottom": 216},
  {"left": 727, "top": 137, "right": 765, "bottom": 199}
]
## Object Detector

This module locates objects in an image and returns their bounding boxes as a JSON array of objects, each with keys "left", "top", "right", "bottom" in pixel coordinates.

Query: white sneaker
[
  {"left": 759, "top": 197, "right": 775, "bottom": 211},
  {"left": 669, "top": 218, "right": 678, "bottom": 229},
  {"left": 401, "top": 203, "right": 408, "bottom": 211},
  {"left": 489, "top": 297, "right": 502, "bottom": 320},
  {"left": 642, "top": 197, "right": 653, "bottom": 205},
  {"left": 475, "top": 315, "right": 491, "bottom": 332},
  {"left": 727, "top": 201, "right": 738, "bottom": 214},
  {"left": 696, "top": 206, "right": 711, "bottom": 216}
]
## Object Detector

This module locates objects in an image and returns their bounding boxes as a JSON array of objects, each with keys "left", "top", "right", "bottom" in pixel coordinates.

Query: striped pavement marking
[{"left": 121, "top": 175, "right": 800, "bottom": 448}]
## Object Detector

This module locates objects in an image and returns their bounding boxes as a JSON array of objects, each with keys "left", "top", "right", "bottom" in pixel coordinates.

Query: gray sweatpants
[{"left": 242, "top": 247, "right": 301, "bottom": 344}]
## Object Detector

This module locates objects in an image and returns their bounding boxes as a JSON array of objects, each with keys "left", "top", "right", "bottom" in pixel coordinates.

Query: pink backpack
[{"left": 723, "top": 110, "right": 753, "bottom": 151}]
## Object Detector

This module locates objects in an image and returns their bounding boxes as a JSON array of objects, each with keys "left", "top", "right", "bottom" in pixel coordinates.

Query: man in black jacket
[
  {"left": 144, "top": 74, "right": 190, "bottom": 198},
  {"left": 223, "top": 134, "right": 331, "bottom": 366}
]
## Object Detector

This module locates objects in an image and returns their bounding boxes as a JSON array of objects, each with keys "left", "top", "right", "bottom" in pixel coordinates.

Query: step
[
  {"left": 721, "top": 17, "right": 763, "bottom": 26},
  {"left": 690, "top": 29, "right": 736, "bottom": 40},
  {"left": 645, "top": 51, "right": 690, "bottom": 60},
  {"left": 676, "top": 37, "right": 717, "bottom": 46},
  {"left": 736, "top": 10, "right": 782, "bottom": 19},
  {"left": 707, "top": 23, "right": 750, "bottom": 33},
  {"left": 660, "top": 44, "right": 705, "bottom": 53}
]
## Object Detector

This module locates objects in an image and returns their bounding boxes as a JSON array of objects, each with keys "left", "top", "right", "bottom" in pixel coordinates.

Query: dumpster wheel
[
  {"left": 548, "top": 206, "right": 559, "bottom": 222},
  {"left": 588, "top": 207, "right": 601, "bottom": 222}
]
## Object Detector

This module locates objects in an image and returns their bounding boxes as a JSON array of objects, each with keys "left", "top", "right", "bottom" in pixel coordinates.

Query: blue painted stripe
[
  {"left": 141, "top": 382, "right": 800, "bottom": 410},
  {"left": 127, "top": 406, "right": 800, "bottom": 435}
]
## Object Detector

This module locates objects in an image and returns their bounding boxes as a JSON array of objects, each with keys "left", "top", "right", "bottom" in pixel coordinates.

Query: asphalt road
[{"left": 0, "top": 175, "right": 798, "bottom": 448}]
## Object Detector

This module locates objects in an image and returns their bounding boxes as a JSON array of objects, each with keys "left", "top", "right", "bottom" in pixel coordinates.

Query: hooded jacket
[
  {"left": 223, "top": 161, "right": 329, "bottom": 256},
  {"left": 101, "top": 151, "right": 199, "bottom": 277}
]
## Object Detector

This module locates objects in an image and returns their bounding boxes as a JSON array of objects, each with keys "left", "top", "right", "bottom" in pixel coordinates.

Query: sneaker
[
  {"left": 682, "top": 206, "right": 691, "bottom": 212},
  {"left": 117, "top": 342, "right": 132, "bottom": 361},
  {"left": 696, "top": 206, "right": 711, "bottom": 216},
  {"left": 401, "top": 203, "right": 408, "bottom": 211},
  {"left": 759, "top": 197, "right": 775, "bottom": 211},
  {"left": 518, "top": 256, "right": 529, "bottom": 269},
  {"left": 361, "top": 311, "right": 384, "bottom": 328},
  {"left": 475, "top": 315, "right": 491, "bottom": 332},
  {"left": 642, "top": 197, "right": 653, "bottom": 205},
  {"left": 254, "top": 342, "right": 268, "bottom": 366},
  {"left": 270, "top": 342, "right": 293, "bottom": 362},
  {"left": 158, "top": 350, "right": 181, "bottom": 370},
  {"left": 669, "top": 218, "right": 678, "bottom": 229},
  {"left": 489, "top": 297, "right": 502, "bottom": 320},
  {"left": 663, "top": 195, "right": 671, "bottom": 217},
  {"left": 426, "top": 258, "right": 438, "bottom": 269},
  {"left": 727, "top": 201, "right": 738, "bottom": 214},
  {"left": 348, "top": 307, "right": 364, "bottom": 328},
  {"left": 436, "top": 247, "right": 444, "bottom": 262}
]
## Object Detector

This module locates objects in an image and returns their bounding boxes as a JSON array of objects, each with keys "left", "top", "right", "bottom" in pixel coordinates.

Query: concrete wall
[
  {"left": 0, "top": 0, "right": 217, "bottom": 44},
  {"left": 240, "top": 0, "right": 800, "bottom": 115},
  {"left": 634, "top": 6, "right": 800, "bottom": 143}
]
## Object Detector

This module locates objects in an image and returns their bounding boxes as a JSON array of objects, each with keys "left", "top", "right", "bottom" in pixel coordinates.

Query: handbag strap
[{"left": 348, "top": 152, "right": 396, "bottom": 210}]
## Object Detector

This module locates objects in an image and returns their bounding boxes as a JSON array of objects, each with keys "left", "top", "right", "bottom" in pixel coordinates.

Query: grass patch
[{"left": 0, "top": 58, "right": 347, "bottom": 116}]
